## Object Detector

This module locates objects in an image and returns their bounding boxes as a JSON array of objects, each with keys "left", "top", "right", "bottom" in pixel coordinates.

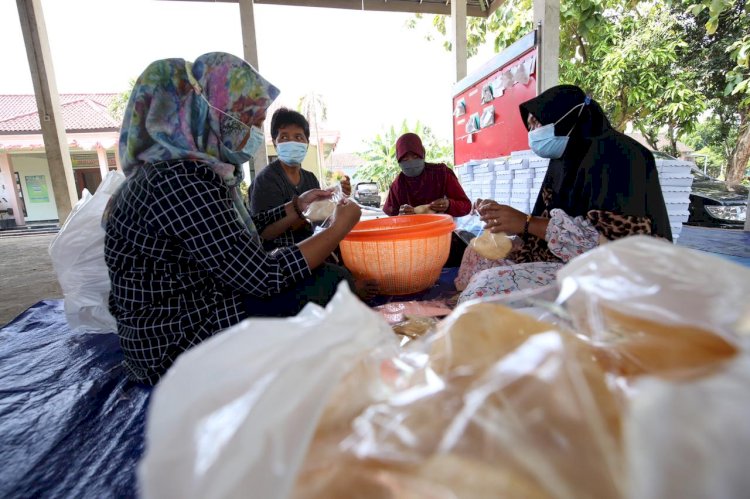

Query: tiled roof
[{"left": 0, "top": 93, "right": 120, "bottom": 133}]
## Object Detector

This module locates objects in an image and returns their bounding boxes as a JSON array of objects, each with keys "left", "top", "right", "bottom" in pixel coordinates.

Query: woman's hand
[
  {"left": 340, "top": 175, "right": 352, "bottom": 197},
  {"left": 399, "top": 204, "right": 415, "bottom": 215},
  {"left": 297, "top": 189, "right": 333, "bottom": 213},
  {"left": 429, "top": 197, "right": 450, "bottom": 213},
  {"left": 331, "top": 198, "right": 361, "bottom": 233},
  {"left": 477, "top": 200, "right": 527, "bottom": 234}
]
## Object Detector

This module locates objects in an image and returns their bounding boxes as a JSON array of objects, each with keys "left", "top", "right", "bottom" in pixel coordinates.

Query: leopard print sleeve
[
  {"left": 544, "top": 209, "right": 600, "bottom": 262},
  {"left": 586, "top": 210, "right": 653, "bottom": 241}
]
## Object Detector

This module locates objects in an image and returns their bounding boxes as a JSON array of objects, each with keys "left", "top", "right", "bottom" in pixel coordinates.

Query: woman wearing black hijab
[{"left": 455, "top": 85, "right": 671, "bottom": 301}]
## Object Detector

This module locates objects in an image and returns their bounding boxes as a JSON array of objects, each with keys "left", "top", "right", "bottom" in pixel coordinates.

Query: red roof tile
[{"left": 0, "top": 93, "right": 120, "bottom": 133}]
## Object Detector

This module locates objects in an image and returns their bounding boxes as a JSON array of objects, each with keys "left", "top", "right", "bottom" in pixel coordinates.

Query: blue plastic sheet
[{"left": 0, "top": 300, "right": 150, "bottom": 498}]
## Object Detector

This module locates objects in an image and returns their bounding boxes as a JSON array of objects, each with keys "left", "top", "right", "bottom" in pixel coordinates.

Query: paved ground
[{"left": 0, "top": 234, "right": 62, "bottom": 327}]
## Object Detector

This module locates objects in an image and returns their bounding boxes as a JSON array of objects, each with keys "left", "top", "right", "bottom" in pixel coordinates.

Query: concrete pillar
[
  {"left": 96, "top": 145, "right": 109, "bottom": 180},
  {"left": 533, "top": 0, "right": 560, "bottom": 92},
  {"left": 238, "top": 0, "right": 268, "bottom": 181},
  {"left": 745, "top": 190, "right": 749, "bottom": 231},
  {"left": 0, "top": 153, "right": 26, "bottom": 227},
  {"left": 451, "top": 0, "right": 468, "bottom": 82},
  {"left": 114, "top": 143, "right": 122, "bottom": 171},
  {"left": 16, "top": 0, "right": 78, "bottom": 224}
]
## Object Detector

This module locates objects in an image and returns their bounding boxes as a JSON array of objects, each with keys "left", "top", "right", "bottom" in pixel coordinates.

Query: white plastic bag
[
  {"left": 48, "top": 170, "right": 125, "bottom": 332},
  {"left": 139, "top": 283, "right": 395, "bottom": 499},
  {"left": 626, "top": 355, "right": 750, "bottom": 499}
]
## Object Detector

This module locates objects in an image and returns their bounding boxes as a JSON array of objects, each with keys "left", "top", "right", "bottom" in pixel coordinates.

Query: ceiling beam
[{"left": 157, "top": 0, "right": 505, "bottom": 18}]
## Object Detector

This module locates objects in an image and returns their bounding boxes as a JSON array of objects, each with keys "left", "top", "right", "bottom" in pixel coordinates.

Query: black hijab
[{"left": 520, "top": 85, "right": 672, "bottom": 241}]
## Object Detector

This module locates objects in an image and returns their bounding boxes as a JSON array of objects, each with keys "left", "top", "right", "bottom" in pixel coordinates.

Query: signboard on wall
[
  {"left": 25, "top": 175, "right": 49, "bottom": 203},
  {"left": 452, "top": 31, "right": 538, "bottom": 165}
]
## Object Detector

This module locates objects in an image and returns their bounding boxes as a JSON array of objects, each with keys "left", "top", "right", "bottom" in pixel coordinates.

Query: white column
[
  {"left": 96, "top": 145, "right": 109, "bottom": 180},
  {"left": 451, "top": 0, "right": 467, "bottom": 82},
  {"left": 239, "top": 0, "right": 268, "bottom": 181},
  {"left": 0, "top": 153, "right": 26, "bottom": 227},
  {"left": 16, "top": 0, "right": 78, "bottom": 224},
  {"left": 533, "top": 0, "right": 560, "bottom": 92},
  {"left": 114, "top": 142, "right": 122, "bottom": 171}
]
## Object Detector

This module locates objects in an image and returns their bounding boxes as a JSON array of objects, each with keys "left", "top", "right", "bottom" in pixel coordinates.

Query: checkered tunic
[{"left": 104, "top": 160, "right": 311, "bottom": 384}]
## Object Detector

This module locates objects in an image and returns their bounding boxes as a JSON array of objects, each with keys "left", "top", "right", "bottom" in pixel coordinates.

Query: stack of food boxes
[
  {"left": 456, "top": 150, "right": 694, "bottom": 242},
  {"left": 654, "top": 156, "right": 694, "bottom": 241},
  {"left": 455, "top": 151, "right": 548, "bottom": 213}
]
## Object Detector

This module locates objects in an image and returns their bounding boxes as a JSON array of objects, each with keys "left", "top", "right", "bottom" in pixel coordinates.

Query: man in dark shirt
[{"left": 249, "top": 108, "right": 351, "bottom": 250}]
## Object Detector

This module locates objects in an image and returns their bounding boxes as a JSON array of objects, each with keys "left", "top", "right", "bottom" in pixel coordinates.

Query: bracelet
[
  {"left": 522, "top": 214, "right": 532, "bottom": 242},
  {"left": 291, "top": 195, "right": 304, "bottom": 220}
]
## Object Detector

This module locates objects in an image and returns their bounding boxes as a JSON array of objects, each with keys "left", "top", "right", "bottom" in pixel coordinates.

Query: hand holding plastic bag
[
  {"left": 48, "top": 171, "right": 125, "bottom": 332},
  {"left": 303, "top": 184, "right": 343, "bottom": 228}
]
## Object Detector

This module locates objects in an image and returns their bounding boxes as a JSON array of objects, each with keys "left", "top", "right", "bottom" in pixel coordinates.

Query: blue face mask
[
  {"left": 276, "top": 141, "right": 308, "bottom": 167},
  {"left": 221, "top": 126, "right": 264, "bottom": 166},
  {"left": 528, "top": 101, "right": 586, "bottom": 159},
  {"left": 193, "top": 90, "right": 265, "bottom": 166},
  {"left": 399, "top": 158, "right": 425, "bottom": 177}
]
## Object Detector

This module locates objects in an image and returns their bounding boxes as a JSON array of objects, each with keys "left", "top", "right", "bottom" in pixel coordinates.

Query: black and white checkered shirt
[{"left": 104, "top": 160, "right": 311, "bottom": 385}]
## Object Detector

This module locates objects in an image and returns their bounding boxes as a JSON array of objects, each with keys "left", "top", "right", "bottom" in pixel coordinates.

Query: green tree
[
  {"left": 354, "top": 121, "right": 453, "bottom": 191},
  {"left": 108, "top": 79, "right": 135, "bottom": 123},
  {"left": 681, "top": 0, "right": 750, "bottom": 184},
  {"left": 417, "top": 2, "right": 711, "bottom": 155}
]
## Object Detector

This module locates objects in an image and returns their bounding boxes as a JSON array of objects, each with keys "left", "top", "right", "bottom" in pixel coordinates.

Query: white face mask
[{"left": 527, "top": 100, "right": 587, "bottom": 159}]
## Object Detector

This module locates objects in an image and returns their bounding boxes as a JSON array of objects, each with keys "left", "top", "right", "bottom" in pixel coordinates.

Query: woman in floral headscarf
[{"left": 105, "top": 53, "right": 362, "bottom": 385}]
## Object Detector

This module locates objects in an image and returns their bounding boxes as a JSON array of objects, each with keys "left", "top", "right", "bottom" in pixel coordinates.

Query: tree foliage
[
  {"left": 355, "top": 120, "right": 453, "bottom": 191},
  {"left": 297, "top": 92, "right": 328, "bottom": 130},
  {"left": 108, "top": 79, "right": 136, "bottom": 124},
  {"left": 416, "top": 0, "right": 750, "bottom": 181}
]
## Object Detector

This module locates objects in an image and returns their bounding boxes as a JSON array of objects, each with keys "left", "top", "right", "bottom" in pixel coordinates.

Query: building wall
[{"left": 11, "top": 154, "right": 58, "bottom": 221}]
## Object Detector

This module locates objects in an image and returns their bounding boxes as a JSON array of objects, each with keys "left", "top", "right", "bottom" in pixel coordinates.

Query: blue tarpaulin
[{"left": 0, "top": 300, "right": 150, "bottom": 498}]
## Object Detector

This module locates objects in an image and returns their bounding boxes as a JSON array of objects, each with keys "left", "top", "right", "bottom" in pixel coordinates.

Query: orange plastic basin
[{"left": 340, "top": 214, "right": 456, "bottom": 295}]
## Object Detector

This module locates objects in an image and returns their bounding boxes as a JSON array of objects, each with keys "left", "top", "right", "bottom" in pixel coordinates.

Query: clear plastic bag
[
  {"left": 291, "top": 237, "right": 750, "bottom": 499},
  {"left": 303, "top": 184, "right": 344, "bottom": 229},
  {"left": 139, "top": 283, "right": 397, "bottom": 499},
  {"left": 48, "top": 170, "right": 125, "bottom": 332},
  {"left": 140, "top": 237, "right": 750, "bottom": 499},
  {"left": 469, "top": 230, "right": 513, "bottom": 260}
]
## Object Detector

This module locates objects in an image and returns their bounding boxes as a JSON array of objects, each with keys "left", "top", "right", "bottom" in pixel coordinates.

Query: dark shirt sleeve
[
  {"left": 154, "top": 173, "right": 311, "bottom": 298},
  {"left": 251, "top": 204, "right": 287, "bottom": 235},
  {"left": 444, "top": 168, "right": 472, "bottom": 217},
  {"left": 249, "top": 167, "right": 286, "bottom": 215},
  {"left": 382, "top": 179, "right": 402, "bottom": 216}
]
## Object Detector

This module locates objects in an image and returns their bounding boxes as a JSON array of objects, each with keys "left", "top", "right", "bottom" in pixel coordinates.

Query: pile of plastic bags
[
  {"left": 48, "top": 171, "right": 125, "bottom": 332},
  {"left": 140, "top": 236, "right": 750, "bottom": 499}
]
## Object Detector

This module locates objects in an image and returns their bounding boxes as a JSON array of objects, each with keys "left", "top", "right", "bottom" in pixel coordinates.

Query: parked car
[
  {"left": 353, "top": 182, "right": 381, "bottom": 208},
  {"left": 651, "top": 151, "right": 748, "bottom": 228},
  {"left": 686, "top": 168, "right": 748, "bottom": 228}
]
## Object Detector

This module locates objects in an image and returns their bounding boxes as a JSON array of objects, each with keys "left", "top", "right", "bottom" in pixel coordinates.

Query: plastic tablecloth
[{"left": 0, "top": 300, "right": 150, "bottom": 498}]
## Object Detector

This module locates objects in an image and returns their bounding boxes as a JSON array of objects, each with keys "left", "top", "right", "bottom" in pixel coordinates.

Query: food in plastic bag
[
  {"left": 304, "top": 185, "right": 344, "bottom": 223},
  {"left": 558, "top": 236, "right": 748, "bottom": 379},
  {"left": 140, "top": 237, "right": 750, "bottom": 499},
  {"left": 303, "top": 199, "right": 336, "bottom": 222},
  {"left": 626, "top": 356, "right": 750, "bottom": 499},
  {"left": 413, "top": 204, "right": 435, "bottom": 214},
  {"left": 290, "top": 238, "right": 750, "bottom": 499},
  {"left": 139, "top": 283, "right": 396, "bottom": 499},
  {"left": 294, "top": 304, "right": 623, "bottom": 499},
  {"left": 469, "top": 230, "right": 512, "bottom": 260},
  {"left": 48, "top": 170, "right": 125, "bottom": 332},
  {"left": 392, "top": 316, "right": 439, "bottom": 340}
]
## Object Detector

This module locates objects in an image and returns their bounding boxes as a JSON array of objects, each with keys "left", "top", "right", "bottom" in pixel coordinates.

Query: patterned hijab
[{"left": 118, "top": 52, "right": 279, "bottom": 234}]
